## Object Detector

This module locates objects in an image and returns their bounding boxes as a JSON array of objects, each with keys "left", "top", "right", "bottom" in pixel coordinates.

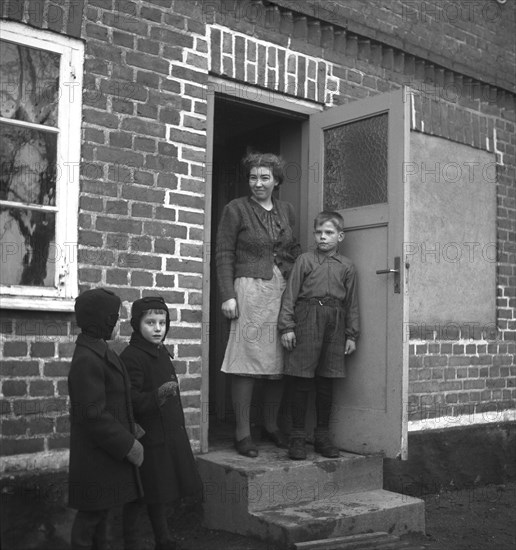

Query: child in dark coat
[
  {"left": 68, "top": 288, "right": 144, "bottom": 550},
  {"left": 121, "top": 296, "right": 202, "bottom": 550}
]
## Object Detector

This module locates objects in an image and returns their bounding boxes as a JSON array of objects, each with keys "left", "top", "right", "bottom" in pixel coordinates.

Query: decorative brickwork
[
  {"left": 272, "top": 0, "right": 515, "bottom": 93},
  {"left": 0, "top": 0, "right": 85, "bottom": 37},
  {"left": 209, "top": 24, "right": 340, "bottom": 104}
]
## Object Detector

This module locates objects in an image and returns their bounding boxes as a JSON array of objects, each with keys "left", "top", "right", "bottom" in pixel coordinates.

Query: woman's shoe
[
  {"left": 235, "top": 436, "right": 258, "bottom": 457},
  {"left": 261, "top": 428, "right": 288, "bottom": 448}
]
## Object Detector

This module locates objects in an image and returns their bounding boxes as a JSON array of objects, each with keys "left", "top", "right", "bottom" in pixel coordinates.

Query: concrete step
[
  {"left": 294, "top": 531, "right": 426, "bottom": 549},
  {"left": 253, "top": 489, "right": 425, "bottom": 547},
  {"left": 198, "top": 443, "right": 425, "bottom": 547},
  {"left": 198, "top": 443, "right": 383, "bottom": 515}
]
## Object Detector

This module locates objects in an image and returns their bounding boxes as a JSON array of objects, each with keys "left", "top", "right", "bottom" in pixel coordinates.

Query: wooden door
[{"left": 308, "top": 89, "right": 410, "bottom": 458}]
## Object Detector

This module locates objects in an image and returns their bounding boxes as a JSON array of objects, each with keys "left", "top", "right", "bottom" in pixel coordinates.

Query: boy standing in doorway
[{"left": 279, "top": 211, "right": 360, "bottom": 460}]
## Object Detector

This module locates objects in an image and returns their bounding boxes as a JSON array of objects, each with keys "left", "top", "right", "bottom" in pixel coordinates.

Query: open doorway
[{"left": 208, "top": 94, "right": 307, "bottom": 446}]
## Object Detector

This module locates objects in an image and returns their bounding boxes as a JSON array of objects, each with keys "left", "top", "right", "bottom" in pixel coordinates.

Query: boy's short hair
[
  {"left": 314, "top": 211, "right": 345, "bottom": 231},
  {"left": 242, "top": 152, "right": 285, "bottom": 186}
]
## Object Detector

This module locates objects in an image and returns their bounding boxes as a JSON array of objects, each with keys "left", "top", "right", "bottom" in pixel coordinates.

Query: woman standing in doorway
[{"left": 216, "top": 152, "right": 300, "bottom": 457}]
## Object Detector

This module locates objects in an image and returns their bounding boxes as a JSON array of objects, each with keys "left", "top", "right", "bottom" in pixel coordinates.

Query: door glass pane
[
  {"left": 323, "top": 113, "right": 388, "bottom": 209},
  {"left": 0, "top": 123, "right": 57, "bottom": 206},
  {"left": 0, "top": 207, "right": 56, "bottom": 286},
  {"left": 0, "top": 40, "right": 60, "bottom": 126}
]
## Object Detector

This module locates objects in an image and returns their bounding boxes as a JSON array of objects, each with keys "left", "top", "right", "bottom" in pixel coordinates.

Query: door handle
[{"left": 376, "top": 257, "right": 401, "bottom": 293}]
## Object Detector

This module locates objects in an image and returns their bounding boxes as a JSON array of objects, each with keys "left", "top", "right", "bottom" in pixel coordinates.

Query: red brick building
[{"left": 1, "top": 0, "right": 515, "bottom": 546}]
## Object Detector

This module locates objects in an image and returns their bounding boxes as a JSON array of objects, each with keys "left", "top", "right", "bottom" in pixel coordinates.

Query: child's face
[
  {"left": 139, "top": 310, "right": 167, "bottom": 344},
  {"left": 314, "top": 221, "right": 344, "bottom": 252}
]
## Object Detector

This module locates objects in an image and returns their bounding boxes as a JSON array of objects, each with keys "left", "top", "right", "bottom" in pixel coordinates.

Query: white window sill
[{"left": 0, "top": 296, "right": 75, "bottom": 311}]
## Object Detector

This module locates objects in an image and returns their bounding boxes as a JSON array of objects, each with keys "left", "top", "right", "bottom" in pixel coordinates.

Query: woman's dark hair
[{"left": 242, "top": 152, "right": 285, "bottom": 186}]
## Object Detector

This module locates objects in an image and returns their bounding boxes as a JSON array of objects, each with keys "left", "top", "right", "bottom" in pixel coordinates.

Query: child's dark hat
[
  {"left": 75, "top": 288, "right": 121, "bottom": 339},
  {"left": 130, "top": 296, "right": 170, "bottom": 335}
]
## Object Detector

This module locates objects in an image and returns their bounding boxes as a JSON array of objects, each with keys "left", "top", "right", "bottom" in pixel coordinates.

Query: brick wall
[
  {"left": 0, "top": 313, "right": 74, "bottom": 459},
  {"left": 1, "top": 0, "right": 514, "bottom": 467},
  {"left": 78, "top": 0, "right": 210, "bottom": 445},
  {"left": 272, "top": 0, "right": 516, "bottom": 92},
  {"left": 1, "top": 0, "right": 211, "bottom": 467}
]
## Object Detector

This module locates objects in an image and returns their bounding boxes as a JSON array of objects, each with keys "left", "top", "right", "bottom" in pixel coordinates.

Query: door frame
[{"left": 201, "top": 77, "right": 323, "bottom": 451}]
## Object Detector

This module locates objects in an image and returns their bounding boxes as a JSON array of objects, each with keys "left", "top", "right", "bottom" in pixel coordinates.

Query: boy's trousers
[{"left": 283, "top": 299, "right": 348, "bottom": 378}]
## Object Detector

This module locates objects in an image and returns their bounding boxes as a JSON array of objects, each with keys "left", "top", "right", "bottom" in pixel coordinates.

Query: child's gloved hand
[
  {"left": 157, "top": 381, "right": 178, "bottom": 401},
  {"left": 126, "top": 439, "right": 144, "bottom": 467},
  {"left": 281, "top": 331, "right": 296, "bottom": 351}
]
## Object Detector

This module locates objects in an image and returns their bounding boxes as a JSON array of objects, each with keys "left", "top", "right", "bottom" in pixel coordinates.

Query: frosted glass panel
[{"left": 323, "top": 113, "right": 388, "bottom": 209}]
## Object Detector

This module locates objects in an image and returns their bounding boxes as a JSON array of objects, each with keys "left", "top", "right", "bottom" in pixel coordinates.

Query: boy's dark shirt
[{"left": 278, "top": 249, "right": 360, "bottom": 340}]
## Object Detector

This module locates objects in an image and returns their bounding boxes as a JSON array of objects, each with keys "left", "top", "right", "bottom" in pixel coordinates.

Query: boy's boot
[
  {"left": 314, "top": 428, "right": 339, "bottom": 458},
  {"left": 288, "top": 432, "right": 307, "bottom": 460},
  {"left": 148, "top": 503, "right": 177, "bottom": 550},
  {"left": 287, "top": 376, "right": 311, "bottom": 460},
  {"left": 314, "top": 376, "right": 339, "bottom": 458}
]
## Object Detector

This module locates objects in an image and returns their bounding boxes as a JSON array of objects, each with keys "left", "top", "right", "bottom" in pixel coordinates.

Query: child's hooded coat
[
  {"left": 68, "top": 288, "right": 143, "bottom": 510},
  {"left": 120, "top": 297, "right": 202, "bottom": 504}
]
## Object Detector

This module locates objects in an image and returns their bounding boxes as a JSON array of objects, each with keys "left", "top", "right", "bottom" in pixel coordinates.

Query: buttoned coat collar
[{"left": 129, "top": 331, "right": 162, "bottom": 358}]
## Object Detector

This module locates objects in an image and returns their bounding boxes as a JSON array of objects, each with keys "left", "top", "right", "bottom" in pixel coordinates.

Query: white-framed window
[{"left": 0, "top": 20, "right": 84, "bottom": 311}]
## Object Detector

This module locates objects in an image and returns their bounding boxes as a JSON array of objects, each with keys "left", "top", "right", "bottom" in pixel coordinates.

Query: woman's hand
[
  {"left": 345, "top": 339, "right": 356, "bottom": 355},
  {"left": 281, "top": 331, "right": 296, "bottom": 351},
  {"left": 221, "top": 298, "right": 239, "bottom": 319}
]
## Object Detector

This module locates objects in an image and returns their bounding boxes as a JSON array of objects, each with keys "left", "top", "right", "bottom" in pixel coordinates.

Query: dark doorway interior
[{"left": 208, "top": 95, "right": 306, "bottom": 445}]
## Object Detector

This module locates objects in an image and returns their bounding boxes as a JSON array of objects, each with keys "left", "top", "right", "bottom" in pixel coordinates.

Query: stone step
[
  {"left": 252, "top": 489, "right": 425, "bottom": 547},
  {"left": 198, "top": 444, "right": 383, "bottom": 514},
  {"left": 294, "top": 531, "right": 426, "bottom": 549}
]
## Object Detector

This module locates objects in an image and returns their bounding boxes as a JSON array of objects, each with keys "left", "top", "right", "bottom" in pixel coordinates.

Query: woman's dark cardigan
[{"left": 216, "top": 196, "right": 300, "bottom": 302}]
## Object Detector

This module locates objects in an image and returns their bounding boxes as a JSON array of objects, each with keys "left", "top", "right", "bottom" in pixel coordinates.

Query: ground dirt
[
  {"left": 117, "top": 480, "right": 515, "bottom": 550},
  {"left": 5, "top": 481, "right": 514, "bottom": 549}
]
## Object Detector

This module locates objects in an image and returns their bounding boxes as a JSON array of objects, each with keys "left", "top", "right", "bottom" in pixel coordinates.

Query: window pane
[
  {"left": 0, "top": 40, "right": 60, "bottom": 126},
  {"left": 323, "top": 113, "right": 388, "bottom": 209},
  {"left": 0, "top": 207, "right": 56, "bottom": 286},
  {"left": 0, "top": 123, "right": 57, "bottom": 206}
]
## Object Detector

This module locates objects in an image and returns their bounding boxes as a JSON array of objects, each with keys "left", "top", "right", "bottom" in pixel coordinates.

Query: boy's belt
[{"left": 304, "top": 297, "right": 344, "bottom": 307}]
